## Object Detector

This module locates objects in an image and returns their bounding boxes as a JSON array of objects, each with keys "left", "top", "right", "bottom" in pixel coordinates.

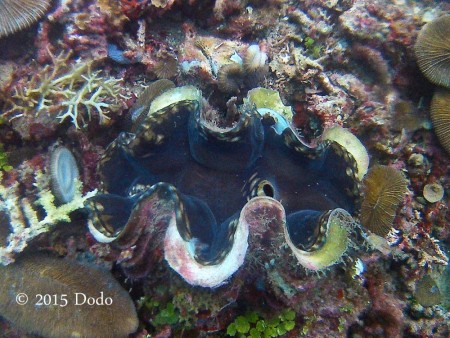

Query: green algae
[{"left": 227, "top": 309, "right": 296, "bottom": 338}]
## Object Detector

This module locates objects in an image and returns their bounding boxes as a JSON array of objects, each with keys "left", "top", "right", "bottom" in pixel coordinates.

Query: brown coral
[
  {"left": 217, "top": 63, "right": 244, "bottom": 93},
  {"left": 430, "top": 88, "right": 450, "bottom": 154},
  {"left": 360, "top": 165, "right": 408, "bottom": 237},
  {"left": 0, "top": 0, "right": 51, "bottom": 38},
  {"left": 414, "top": 275, "right": 442, "bottom": 307},
  {"left": 154, "top": 50, "right": 179, "bottom": 79},
  {"left": 0, "top": 254, "right": 138, "bottom": 338},
  {"left": 415, "top": 15, "right": 450, "bottom": 88}
]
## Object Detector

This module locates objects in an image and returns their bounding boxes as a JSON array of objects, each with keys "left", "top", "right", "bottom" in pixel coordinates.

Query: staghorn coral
[
  {"left": 3, "top": 50, "right": 124, "bottom": 130},
  {"left": 0, "top": 170, "right": 96, "bottom": 265}
]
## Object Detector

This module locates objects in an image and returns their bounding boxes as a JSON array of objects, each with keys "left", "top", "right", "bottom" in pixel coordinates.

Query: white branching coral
[
  {"left": 0, "top": 171, "right": 97, "bottom": 265},
  {"left": 4, "top": 50, "right": 123, "bottom": 128}
]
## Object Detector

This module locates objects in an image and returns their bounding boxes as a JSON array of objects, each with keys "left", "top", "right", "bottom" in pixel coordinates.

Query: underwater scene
[{"left": 0, "top": 0, "right": 449, "bottom": 337}]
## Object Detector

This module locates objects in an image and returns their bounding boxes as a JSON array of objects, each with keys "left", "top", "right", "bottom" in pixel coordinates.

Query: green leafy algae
[{"left": 227, "top": 309, "right": 296, "bottom": 338}]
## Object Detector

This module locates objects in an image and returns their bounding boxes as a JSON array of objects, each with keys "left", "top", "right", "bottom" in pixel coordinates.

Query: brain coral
[{"left": 0, "top": 254, "right": 138, "bottom": 338}]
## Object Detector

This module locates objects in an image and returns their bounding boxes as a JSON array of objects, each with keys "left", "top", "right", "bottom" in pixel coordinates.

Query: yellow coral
[
  {"left": 0, "top": 171, "right": 97, "bottom": 265},
  {"left": 4, "top": 50, "right": 123, "bottom": 129}
]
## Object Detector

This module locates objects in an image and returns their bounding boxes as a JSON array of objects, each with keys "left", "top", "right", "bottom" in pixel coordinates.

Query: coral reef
[{"left": 0, "top": 0, "right": 449, "bottom": 336}]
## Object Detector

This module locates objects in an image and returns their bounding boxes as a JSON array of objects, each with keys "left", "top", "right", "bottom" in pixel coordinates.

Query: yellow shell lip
[
  {"left": 241, "top": 197, "right": 356, "bottom": 271},
  {"left": 321, "top": 126, "right": 369, "bottom": 181},
  {"left": 284, "top": 207, "right": 356, "bottom": 271}
]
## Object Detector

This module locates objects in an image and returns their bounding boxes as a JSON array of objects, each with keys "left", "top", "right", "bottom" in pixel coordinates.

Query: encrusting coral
[{"left": 3, "top": 50, "right": 124, "bottom": 129}]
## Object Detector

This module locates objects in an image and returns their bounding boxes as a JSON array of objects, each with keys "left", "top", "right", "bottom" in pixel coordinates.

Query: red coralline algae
[
  {"left": 352, "top": 43, "right": 392, "bottom": 87},
  {"left": 121, "top": 0, "right": 149, "bottom": 19},
  {"left": 364, "top": 271, "right": 406, "bottom": 338}
]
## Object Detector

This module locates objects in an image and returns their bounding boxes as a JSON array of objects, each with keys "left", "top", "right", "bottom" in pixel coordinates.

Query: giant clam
[{"left": 86, "top": 83, "right": 368, "bottom": 288}]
